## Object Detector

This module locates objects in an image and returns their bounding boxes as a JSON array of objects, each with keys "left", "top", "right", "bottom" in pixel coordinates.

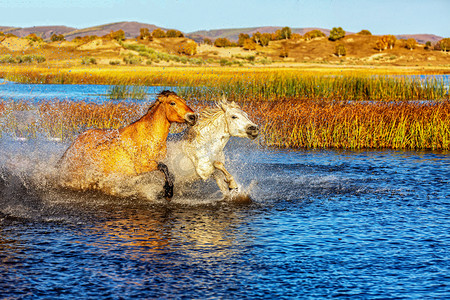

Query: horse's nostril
[
  {"left": 186, "top": 113, "right": 197, "bottom": 125},
  {"left": 247, "top": 125, "right": 258, "bottom": 132}
]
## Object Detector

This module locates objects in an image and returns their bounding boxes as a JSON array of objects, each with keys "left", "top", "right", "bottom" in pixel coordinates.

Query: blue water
[
  {"left": 0, "top": 138, "right": 449, "bottom": 299},
  {"left": 0, "top": 79, "right": 168, "bottom": 103}
]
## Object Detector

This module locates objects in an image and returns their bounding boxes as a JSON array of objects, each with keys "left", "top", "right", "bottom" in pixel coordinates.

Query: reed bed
[
  {"left": 249, "top": 100, "right": 450, "bottom": 150},
  {"left": 1, "top": 99, "right": 449, "bottom": 150},
  {"left": 1, "top": 66, "right": 448, "bottom": 101}
]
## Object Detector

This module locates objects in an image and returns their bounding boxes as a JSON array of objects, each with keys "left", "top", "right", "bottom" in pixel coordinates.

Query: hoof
[{"left": 163, "top": 182, "right": 173, "bottom": 200}]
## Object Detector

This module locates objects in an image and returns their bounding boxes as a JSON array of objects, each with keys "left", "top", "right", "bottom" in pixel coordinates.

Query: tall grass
[
  {"left": 1, "top": 99, "right": 449, "bottom": 150},
  {"left": 1, "top": 66, "right": 448, "bottom": 101},
  {"left": 251, "top": 100, "right": 450, "bottom": 150}
]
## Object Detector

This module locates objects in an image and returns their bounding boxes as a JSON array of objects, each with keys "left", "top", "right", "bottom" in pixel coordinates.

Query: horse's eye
[
  {"left": 170, "top": 102, "right": 176, "bottom": 106},
  {"left": 231, "top": 115, "right": 238, "bottom": 119}
]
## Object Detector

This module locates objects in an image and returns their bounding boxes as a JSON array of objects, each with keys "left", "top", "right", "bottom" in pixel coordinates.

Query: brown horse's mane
[{"left": 145, "top": 90, "right": 183, "bottom": 114}]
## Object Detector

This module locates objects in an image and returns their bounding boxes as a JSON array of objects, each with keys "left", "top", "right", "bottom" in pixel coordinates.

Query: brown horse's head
[{"left": 157, "top": 90, "right": 197, "bottom": 126}]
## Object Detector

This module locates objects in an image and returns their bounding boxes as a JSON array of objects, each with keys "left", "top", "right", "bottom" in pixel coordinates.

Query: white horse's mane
[{"left": 193, "top": 97, "right": 241, "bottom": 132}]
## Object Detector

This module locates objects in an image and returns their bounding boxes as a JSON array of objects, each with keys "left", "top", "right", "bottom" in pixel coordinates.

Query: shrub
[
  {"left": 152, "top": 28, "right": 166, "bottom": 38},
  {"left": 0, "top": 55, "right": 16, "bottom": 63},
  {"left": 405, "top": 38, "right": 417, "bottom": 50},
  {"left": 178, "top": 40, "right": 197, "bottom": 56},
  {"left": 304, "top": 30, "right": 325, "bottom": 40},
  {"left": 329, "top": 27, "right": 346, "bottom": 41},
  {"left": 109, "top": 60, "right": 121, "bottom": 65},
  {"left": 81, "top": 57, "right": 97, "bottom": 65},
  {"left": 279, "top": 43, "right": 289, "bottom": 58},
  {"left": 335, "top": 44, "right": 346, "bottom": 57},
  {"left": 103, "top": 30, "right": 125, "bottom": 41},
  {"left": 16, "top": 55, "right": 46, "bottom": 63},
  {"left": 123, "top": 55, "right": 142, "bottom": 65},
  {"left": 166, "top": 29, "right": 184, "bottom": 38},
  {"left": 243, "top": 39, "right": 257, "bottom": 50},
  {"left": 51, "top": 34, "right": 65, "bottom": 42},
  {"left": 203, "top": 38, "right": 213, "bottom": 45},
  {"left": 357, "top": 30, "right": 372, "bottom": 35},
  {"left": 214, "top": 38, "right": 232, "bottom": 47},
  {"left": 25, "top": 33, "right": 43, "bottom": 43}
]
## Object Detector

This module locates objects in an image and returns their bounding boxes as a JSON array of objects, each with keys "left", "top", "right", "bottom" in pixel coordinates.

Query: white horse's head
[{"left": 217, "top": 97, "right": 259, "bottom": 140}]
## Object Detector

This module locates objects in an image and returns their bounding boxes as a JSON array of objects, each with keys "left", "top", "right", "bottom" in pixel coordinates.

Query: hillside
[
  {"left": 63, "top": 21, "right": 168, "bottom": 41},
  {"left": 1, "top": 26, "right": 76, "bottom": 40}
]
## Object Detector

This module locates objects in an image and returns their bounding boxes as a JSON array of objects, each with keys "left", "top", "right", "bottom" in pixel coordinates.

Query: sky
[{"left": 0, "top": 0, "right": 449, "bottom": 37}]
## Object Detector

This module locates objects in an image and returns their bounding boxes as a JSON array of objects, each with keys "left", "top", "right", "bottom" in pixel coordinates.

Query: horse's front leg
[
  {"left": 157, "top": 162, "right": 174, "bottom": 201},
  {"left": 213, "top": 161, "right": 238, "bottom": 190}
]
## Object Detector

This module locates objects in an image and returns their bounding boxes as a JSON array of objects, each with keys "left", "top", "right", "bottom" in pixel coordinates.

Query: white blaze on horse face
[{"left": 225, "top": 108, "right": 257, "bottom": 138}]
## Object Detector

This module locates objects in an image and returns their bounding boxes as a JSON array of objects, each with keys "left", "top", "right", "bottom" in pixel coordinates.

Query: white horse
[{"left": 165, "top": 98, "right": 259, "bottom": 198}]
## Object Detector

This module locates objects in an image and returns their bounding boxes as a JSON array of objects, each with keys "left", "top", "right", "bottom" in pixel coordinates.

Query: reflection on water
[{"left": 0, "top": 137, "right": 449, "bottom": 298}]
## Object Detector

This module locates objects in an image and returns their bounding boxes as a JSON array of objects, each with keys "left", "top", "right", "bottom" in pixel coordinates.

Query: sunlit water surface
[{"left": 1, "top": 138, "right": 449, "bottom": 299}]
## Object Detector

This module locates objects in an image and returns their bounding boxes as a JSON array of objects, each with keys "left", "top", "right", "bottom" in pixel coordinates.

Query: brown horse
[{"left": 58, "top": 90, "right": 197, "bottom": 200}]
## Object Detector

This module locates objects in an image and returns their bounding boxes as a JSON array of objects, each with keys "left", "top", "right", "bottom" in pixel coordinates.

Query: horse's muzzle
[
  {"left": 185, "top": 113, "right": 197, "bottom": 126},
  {"left": 246, "top": 125, "right": 259, "bottom": 139}
]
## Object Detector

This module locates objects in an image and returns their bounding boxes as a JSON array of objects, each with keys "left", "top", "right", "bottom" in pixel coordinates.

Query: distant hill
[
  {"left": 0, "top": 22, "right": 444, "bottom": 44},
  {"left": 187, "top": 27, "right": 332, "bottom": 42},
  {"left": 395, "top": 34, "right": 442, "bottom": 44},
  {"left": 63, "top": 21, "right": 169, "bottom": 40},
  {"left": 1, "top": 26, "right": 76, "bottom": 39}
]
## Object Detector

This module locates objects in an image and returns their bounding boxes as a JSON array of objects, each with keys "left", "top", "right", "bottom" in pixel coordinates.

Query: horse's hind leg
[
  {"left": 157, "top": 162, "right": 174, "bottom": 201},
  {"left": 213, "top": 161, "right": 238, "bottom": 190}
]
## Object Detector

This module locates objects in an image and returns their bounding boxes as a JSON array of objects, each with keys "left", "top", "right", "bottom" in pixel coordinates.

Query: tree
[
  {"left": 375, "top": 39, "right": 387, "bottom": 51},
  {"left": 103, "top": 30, "right": 125, "bottom": 41},
  {"left": 329, "top": 27, "right": 345, "bottom": 41},
  {"left": 214, "top": 38, "right": 232, "bottom": 47},
  {"left": 139, "top": 28, "right": 152, "bottom": 41},
  {"left": 178, "top": 40, "right": 197, "bottom": 55},
  {"left": 291, "top": 33, "right": 302, "bottom": 40},
  {"left": 381, "top": 35, "right": 396, "bottom": 49},
  {"left": 260, "top": 33, "right": 272, "bottom": 46},
  {"left": 357, "top": 30, "right": 372, "bottom": 35},
  {"left": 26, "top": 33, "right": 43, "bottom": 43},
  {"left": 203, "top": 38, "right": 213, "bottom": 45},
  {"left": 238, "top": 33, "right": 250, "bottom": 47},
  {"left": 438, "top": 38, "right": 450, "bottom": 52},
  {"left": 335, "top": 44, "right": 346, "bottom": 57},
  {"left": 243, "top": 38, "right": 256, "bottom": 50},
  {"left": 152, "top": 28, "right": 166, "bottom": 38},
  {"left": 51, "top": 34, "right": 65, "bottom": 42},
  {"left": 405, "top": 38, "right": 416, "bottom": 50},
  {"left": 279, "top": 42, "right": 289, "bottom": 58},
  {"left": 166, "top": 29, "right": 184, "bottom": 38},
  {"left": 304, "top": 30, "right": 325, "bottom": 40},
  {"left": 252, "top": 32, "right": 262, "bottom": 44},
  {"left": 425, "top": 41, "right": 432, "bottom": 50},
  {"left": 280, "top": 27, "right": 292, "bottom": 40}
]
